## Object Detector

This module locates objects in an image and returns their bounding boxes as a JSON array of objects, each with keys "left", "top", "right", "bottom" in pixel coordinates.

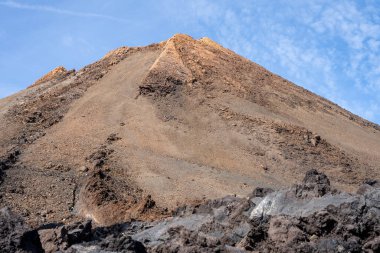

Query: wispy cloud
[
  {"left": 0, "top": 0, "right": 378, "bottom": 123},
  {"left": 61, "top": 35, "right": 96, "bottom": 54},
  {"left": 0, "top": 0, "right": 129, "bottom": 23},
  {"left": 309, "top": 1, "right": 380, "bottom": 93},
  {"left": 183, "top": 0, "right": 380, "bottom": 123}
]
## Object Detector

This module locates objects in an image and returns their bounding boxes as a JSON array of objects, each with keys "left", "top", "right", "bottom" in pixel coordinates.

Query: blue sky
[{"left": 0, "top": 0, "right": 379, "bottom": 124}]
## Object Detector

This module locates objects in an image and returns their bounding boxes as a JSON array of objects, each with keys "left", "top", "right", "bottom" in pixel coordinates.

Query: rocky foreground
[{"left": 1, "top": 169, "right": 379, "bottom": 253}]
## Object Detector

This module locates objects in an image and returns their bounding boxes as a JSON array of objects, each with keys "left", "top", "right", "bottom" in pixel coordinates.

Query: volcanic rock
[{"left": 0, "top": 34, "right": 380, "bottom": 252}]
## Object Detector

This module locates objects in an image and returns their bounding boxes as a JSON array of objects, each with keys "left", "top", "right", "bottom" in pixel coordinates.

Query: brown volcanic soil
[{"left": 0, "top": 34, "right": 379, "bottom": 228}]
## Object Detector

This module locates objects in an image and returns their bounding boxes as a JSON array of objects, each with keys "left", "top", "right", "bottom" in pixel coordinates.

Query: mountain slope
[{"left": 0, "top": 34, "right": 379, "bottom": 227}]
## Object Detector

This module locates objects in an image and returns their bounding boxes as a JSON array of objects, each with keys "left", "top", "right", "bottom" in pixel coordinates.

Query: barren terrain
[{"left": 0, "top": 34, "right": 379, "bottom": 252}]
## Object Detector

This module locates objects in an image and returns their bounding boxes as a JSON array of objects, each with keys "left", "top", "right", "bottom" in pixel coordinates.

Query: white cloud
[
  {"left": 61, "top": 35, "right": 95, "bottom": 54},
  {"left": 309, "top": 1, "right": 380, "bottom": 96},
  {"left": 184, "top": 0, "right": 380, "bottom": 123},
  {"left": 0, "top": 0, "right": 130, "bottom": 23},
  {"left": 1, "top": 0, "right": 378, "bottom": 122}
]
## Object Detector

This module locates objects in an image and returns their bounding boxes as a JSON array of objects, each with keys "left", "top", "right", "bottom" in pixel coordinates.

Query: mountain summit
[{"left": 0, "top": 34, "right": 379, "bottom": 230}]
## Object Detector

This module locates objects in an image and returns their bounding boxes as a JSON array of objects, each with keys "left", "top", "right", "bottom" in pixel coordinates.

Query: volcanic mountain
[{"left": 0, "top": 34, "right": 379, "bottom": 230}]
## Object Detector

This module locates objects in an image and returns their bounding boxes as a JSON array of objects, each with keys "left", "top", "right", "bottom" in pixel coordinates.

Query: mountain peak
[
  {"left": 167, "top": 34, "right": 225, "bottom": 51},
  {"left": 0, "top": 35, "right": 379, "bottom": 239},
  {"left": 168, "top": 33, "right": 194, "bottom": 42}
]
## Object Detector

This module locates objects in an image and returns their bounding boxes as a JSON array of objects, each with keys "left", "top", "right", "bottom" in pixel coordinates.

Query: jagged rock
[
  {"left": 86, "top": 146, "right": 114, "bottom": 168},
  {"left": 0, "top": 207, "right": 43, "bottom": 253},
  {"left": 39, "top": 220, "right": 92, "bottom": 252},
  {"left": 363, "top": 236, "right": 380, "bottom": 252},
  {"left": 97, "top": 235, "right": 146, "bottom": 253},
  {"left": 250, "top": 187, "right": 274, "bottom": 198},
  {"left": 0, "top": 207, "right": 29, "bottom": 252},
  {"left": 1, "top": 170, "right": 379, "bottom": 252},
  {"left": 294, "top": 169, "right": 331, "bottom": 198},
  {"left": 39, "top": 221, "right": 146, "bottom": 253}
]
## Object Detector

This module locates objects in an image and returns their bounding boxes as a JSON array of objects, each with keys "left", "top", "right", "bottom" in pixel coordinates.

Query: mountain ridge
[{"left": 0, "top": 34, "right": 379, "bottom": 229}]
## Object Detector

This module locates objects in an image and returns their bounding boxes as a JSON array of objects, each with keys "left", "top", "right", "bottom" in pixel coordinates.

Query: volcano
[{"left": 0, "top": 34, "right": 379, "bottom": 252}]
